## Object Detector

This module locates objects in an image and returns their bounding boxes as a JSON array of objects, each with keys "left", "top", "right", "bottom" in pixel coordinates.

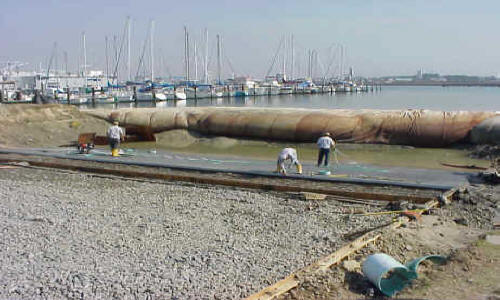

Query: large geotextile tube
[{"left": 87, "top": 107, "right": 499, "bottom": 147}]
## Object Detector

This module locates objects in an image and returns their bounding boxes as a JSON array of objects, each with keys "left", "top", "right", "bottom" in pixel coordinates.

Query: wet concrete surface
[{"left": 0, "top": 147, "right": 476, "bottom": 190}]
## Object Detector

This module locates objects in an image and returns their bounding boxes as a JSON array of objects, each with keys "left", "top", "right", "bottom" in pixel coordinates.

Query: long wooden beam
[{"left": 245, "top": 227, "right": 388, "bottom": 300}]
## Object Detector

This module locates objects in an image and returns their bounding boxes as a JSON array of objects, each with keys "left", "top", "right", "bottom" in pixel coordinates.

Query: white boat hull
[{"left": 175, "top": 92, "right": 187, "bottom": 100}]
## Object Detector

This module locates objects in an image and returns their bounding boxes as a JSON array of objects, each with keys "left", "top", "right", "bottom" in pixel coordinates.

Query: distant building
[
  {"left": 421, "top": 73, "right": 441, "bottom": 80},
  {"left": 394, "top": 77, "right": 413, "bottom": 82}
]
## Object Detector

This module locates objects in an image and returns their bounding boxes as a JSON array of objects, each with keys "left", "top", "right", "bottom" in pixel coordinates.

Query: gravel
[
  {"left": 444, "top": 184, "right": 500, "bottom": 229},
  {"left": 0, "top": 166, "right": 391, "bottom": 299}
]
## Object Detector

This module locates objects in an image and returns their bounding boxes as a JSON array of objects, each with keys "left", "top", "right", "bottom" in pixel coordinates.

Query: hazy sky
[{"left": 1, "top": 0, "right": 499, "bottom": 79}]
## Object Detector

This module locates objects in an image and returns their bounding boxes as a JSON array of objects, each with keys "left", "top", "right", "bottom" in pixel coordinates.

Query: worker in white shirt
[
  {"left": 276, "top": 147, "right": 302, "bottom": 175},
  {"left": 107, "top": 120, "right": 125, "bottom": 157},
  {"left": 316, "top": 132, "right": 335, "bottom": 167}
]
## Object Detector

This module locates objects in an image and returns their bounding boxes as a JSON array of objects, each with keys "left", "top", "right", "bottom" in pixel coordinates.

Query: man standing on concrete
[
  {"left": 276, "top": 147, "right": 302, "bottom": 175},
  {"left": 317, "top": 132, "right": 335, "bottom": 167},
  {"left": 107, "top": 120, "right": 125, "bottom": 157}
]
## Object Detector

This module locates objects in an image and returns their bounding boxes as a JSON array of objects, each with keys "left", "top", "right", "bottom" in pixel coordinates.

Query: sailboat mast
[
  {"left": 127, "top": 16, "right": 131, "bottom": 82},
  {"left": 290, "top": 35, "right": 294, "bottom": 81},
  {"left": 105, "top": 36, "right": 109, "bottom": 83},
  {"left": 310, "top": 50, "right": 313, "bottom": 79},
  {"left": 82, "top": 32, "right": 87, "bottom": 87},
  {"left": 204, "top": 28, "right": 208, "bottom": 84},
  {"left": 184, "top": 26, "right": 190, "bottom": 81},
  {"left": 344, "top": 46, "right": 347, "bottom": 80},
  {"left": 54, "top": 42, "right": 58, "bottom": 77},
  {"left": 340, "top": 45, "right": 343, "bottom": 79},
  {"left": 194, "top": 41, "right": 198, "bottom": 81},
  {"left": 150, "top": 20, "right": 154, "bottom": 82},
  {"left": 307, "top": 49, "right": 311, "bottom": 78},
  {"left": 313, "top": 50, "right": 316, "bottom": 79},
  {"left": 64, "top": 51, "right": 68, "bottom": 75},
  {"left": 45, "top": 42, "right": 57, "bottom": 91},
  {"left": 216, "top": 34, "right": 221, "bottom": 84},
  {"left": 282, "top": 35, "right": 286, "bottom": 80}
]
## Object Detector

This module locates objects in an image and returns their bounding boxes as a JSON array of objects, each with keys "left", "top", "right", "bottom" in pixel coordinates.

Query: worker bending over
[
  {"left": 317, "top": 132, "right": 335, "bottom": 167},
  {"left": 107, "top": 120, "right": 125, "bottom": 157},
  {"left": 276, "top": 147, "right": 302, "bottom": 175}
]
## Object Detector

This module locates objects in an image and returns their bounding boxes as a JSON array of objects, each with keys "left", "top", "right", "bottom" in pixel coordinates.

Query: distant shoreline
[{"left": 379, "top": 82, "right": 500, "bottom": 87}]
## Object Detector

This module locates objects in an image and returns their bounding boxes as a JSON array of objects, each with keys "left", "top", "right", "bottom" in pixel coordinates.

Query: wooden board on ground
[
  {"left": 245, "top": 217, "right": 408, "bottom": 300},
  {"left": 306, "top": 233, "right": 381, "bottom": 273},
  {"left": 0, "top": 165, "right": 18, "bottom": 169},
  {"left": 245, "top": 276, "right": 299, "bottom": 300},
  {"left": 300, "top": 192, "right": 327, "bottom": 201}
]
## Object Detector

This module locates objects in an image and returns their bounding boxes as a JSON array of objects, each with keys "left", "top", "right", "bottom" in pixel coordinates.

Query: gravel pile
[
  {"left": 445, "top": 184, "right": 500, "bottom": 229},
  {"left": 0, "top": 166, "right": 391, "bottom": 299},
  {"left": 469, "top": 144, "right": 500, "bottom": 160}
]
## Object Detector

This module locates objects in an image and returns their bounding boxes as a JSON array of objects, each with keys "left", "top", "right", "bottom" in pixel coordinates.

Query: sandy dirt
[
  {"left": 277, "top": 185, "right": 500, "bottom": 300},
  {"left": 0, "top": 104, "right": 110, "bottom": 148}
]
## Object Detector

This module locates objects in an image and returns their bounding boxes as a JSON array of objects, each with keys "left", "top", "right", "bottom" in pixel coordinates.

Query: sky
[{"left": 1, "top": 0, "right": 500, "bottom": 79}]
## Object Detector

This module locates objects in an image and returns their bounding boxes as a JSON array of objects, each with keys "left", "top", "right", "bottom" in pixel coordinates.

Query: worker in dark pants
[
  {"left": 317, "top": 132, "right": 335, "bottom": 167},
  {"left": 107, "top": 120, "right": 125, "bottom": 157}
]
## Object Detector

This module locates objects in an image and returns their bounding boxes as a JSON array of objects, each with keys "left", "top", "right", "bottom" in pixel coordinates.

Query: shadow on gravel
[{"left": 343, "top": 271, "right": 388, "bottom": 299}]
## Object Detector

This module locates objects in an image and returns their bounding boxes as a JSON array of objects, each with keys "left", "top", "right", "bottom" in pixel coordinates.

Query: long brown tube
[{"left": 87, "top": 107, "right": 498, "bottom": 147}]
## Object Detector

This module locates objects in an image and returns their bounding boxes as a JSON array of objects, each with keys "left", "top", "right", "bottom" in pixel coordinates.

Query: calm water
[
  {"left": 84, "top": 86, "right": 500, "bottom": 111},
  {"left": 124, "top": 140, "right": 490, "bottom": 172}
]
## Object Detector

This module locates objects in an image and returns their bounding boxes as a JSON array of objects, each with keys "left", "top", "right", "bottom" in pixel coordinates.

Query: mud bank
[
  {"left": 87, "top": 107, "right": 499, "bottom": 147},
  {"left": 0, "top": 104, "right": 109, "bottom": 148}
]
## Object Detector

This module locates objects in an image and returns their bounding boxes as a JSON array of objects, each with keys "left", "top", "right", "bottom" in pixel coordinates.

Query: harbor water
[{"left": 81, "top": 86, "right": 500, "bottom": 111}]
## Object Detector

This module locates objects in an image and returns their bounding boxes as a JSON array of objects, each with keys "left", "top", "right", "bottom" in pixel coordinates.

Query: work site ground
[
  {"left": 0, "top": 149, "right": 498, "bottom": 299},
  {"left": 0, "top": 104, "right": 499, "bottom": 299}
]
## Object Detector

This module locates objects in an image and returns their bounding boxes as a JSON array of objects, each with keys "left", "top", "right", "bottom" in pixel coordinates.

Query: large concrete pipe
[{"left": 87, "top": 107, "right": 499, "bottom": 147}]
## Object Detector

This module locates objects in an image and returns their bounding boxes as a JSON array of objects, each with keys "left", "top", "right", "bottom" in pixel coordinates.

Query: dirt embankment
[{"left": 0, "top": 104, "right": 110, "bottom": 148}]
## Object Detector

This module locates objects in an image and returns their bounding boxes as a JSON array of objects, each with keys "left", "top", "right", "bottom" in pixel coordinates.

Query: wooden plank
[
  {"left": 357, "top": 209, "right": 427, "bottom": 216},
  {"left": 327, "top": 195, "right": 388, "bottom": 206},
  {"left": 245, "top": 276, "right": 299, "bottom": 300},
  {"left": 244, "top": 221, "right": 400, "bottom": 300},
  {"left": 0, "top": 165, "right": 18, "bottom": 169},
  {"left": 300, "top": 192, "right": 327, "bottom": 200},
  {"left": 309, "top": 233, "right": 381, "bottom": 273},
  {"left": 439, "top": 188, "right": 457, "bottom": 205},
  {"left": 425, "top": 199, "right": 440, "bottom": 209}
]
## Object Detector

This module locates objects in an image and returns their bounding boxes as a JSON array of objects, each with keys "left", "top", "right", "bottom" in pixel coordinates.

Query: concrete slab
[
  {"left": 0, "top": 147, "right": 474, "bottom": 190},
  {"left": 485, "top": 235, "right": 500, "bottom": 245},
  {"left": 493, "top": 212, "right": 500, "bottom": 229}
]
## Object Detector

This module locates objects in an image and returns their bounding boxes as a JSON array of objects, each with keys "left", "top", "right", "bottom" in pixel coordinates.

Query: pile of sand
[
  {"left": 0, "top": 104, "right": 110, "bottom": 148},
  {"left": 155, "top": 129, "right": 242, "bottom": 149}
]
